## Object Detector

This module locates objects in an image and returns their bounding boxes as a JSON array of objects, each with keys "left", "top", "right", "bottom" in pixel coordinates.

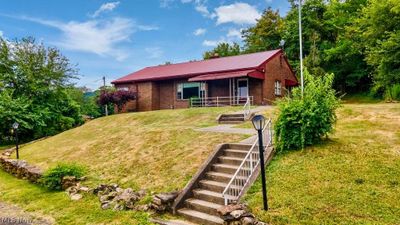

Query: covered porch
[{"left": 186, "top": 69, "right": 264, "bottom": 107}]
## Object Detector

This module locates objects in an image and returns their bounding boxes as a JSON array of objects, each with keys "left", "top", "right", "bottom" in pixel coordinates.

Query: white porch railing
[
  {"left": 190, "top": 96, "right": 253, "bottom": 107},
  {"left": 222, "top": 119, "right": 273, "bottom": 205}
]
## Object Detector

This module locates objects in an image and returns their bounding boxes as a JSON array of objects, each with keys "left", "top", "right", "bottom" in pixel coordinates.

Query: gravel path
[{"left": 0, "top": 201, "right": 54, "bottom": 225}]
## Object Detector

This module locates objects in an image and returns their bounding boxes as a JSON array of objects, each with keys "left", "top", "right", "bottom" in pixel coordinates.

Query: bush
[
  {"left": 385, "top": 84, "right": 400, "bottom": 101},
  {"left": 40, "top": 163, "right": 86, "bottom": 190},
  {"left": 98, "top": 89, "right": 137, "bottom": 112},
  {"left": 274, "top": 69, "right": 340, "bottom": 151}
]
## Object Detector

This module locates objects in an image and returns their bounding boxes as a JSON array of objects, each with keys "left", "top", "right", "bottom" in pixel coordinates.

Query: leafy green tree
[
  {"left": 203, "top": 42, "right": 241, "bottom": 59},
  {"left": 66, "top": 87, "right": 102, "bottom": 118},
  {"left": 322, "top": 0, "right": 369, "bottom": 92},
  {"left": 358, "top": 0, "right": 400, "bottom": 99},
  {"left": 242, "top": 7, "right": 284, "bottom": 53},
  {"left": 0, "top": 37, "right": 82, "bottom": 142}
]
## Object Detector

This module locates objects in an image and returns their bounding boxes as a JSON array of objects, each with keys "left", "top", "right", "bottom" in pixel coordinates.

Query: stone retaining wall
[{"left": 0, "top": 157, "right": 43, "bottom": 183}]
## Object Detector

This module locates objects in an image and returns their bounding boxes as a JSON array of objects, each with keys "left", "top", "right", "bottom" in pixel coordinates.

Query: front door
[{"left": 236, "top": 78, "right": 248, "bottom": 104}]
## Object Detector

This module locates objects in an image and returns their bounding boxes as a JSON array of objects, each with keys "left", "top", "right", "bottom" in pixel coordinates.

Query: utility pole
[
  {"left": 103, "top": 76, "right": 108, "bottom": 116},
  {"left": 298, "top": 0, "right": 304, "bottom": 97}
]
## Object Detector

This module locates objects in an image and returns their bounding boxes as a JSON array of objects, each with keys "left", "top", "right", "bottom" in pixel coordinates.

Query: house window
[
  {"left": 177, "top": 82, "right": 205, "bottom": 100},
  {"left": 274, "top": 80, "right": 282, "bottom": 96},
  {"left": 117, "top": 87, "right": 129, "bottom": 91}
]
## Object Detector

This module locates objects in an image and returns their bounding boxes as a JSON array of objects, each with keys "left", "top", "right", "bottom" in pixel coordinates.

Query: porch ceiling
[{"left": 188, "top": 69, "right": 264, "bottom": 82}]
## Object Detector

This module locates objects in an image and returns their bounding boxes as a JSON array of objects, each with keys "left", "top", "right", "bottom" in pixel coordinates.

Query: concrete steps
[
  {"left": 177, "top": 145, "right": 252, "bottom": 225},
  {"left": 177, "top": 209, "right": 224, "bottom": 225},
  {"left": 218, "top": 113, "right": 245, "bottom": 124}
]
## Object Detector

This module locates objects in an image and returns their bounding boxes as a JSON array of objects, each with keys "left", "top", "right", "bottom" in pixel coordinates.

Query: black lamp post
[
  {"left": 12, "top": 122, "right": 19, "bottom": 159},
  {"left": 251, "top": 115, "right": 268, "bottom": 211}
]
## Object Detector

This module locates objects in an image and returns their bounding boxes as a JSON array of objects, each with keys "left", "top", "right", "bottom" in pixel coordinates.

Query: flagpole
[{"left": 298, "top": 0, "right": 304, "bottom": 96}]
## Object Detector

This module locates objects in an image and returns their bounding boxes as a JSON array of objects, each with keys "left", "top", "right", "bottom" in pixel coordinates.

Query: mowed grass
[
  {"left": 0, "top": 170, "right": 153, "bottom": 225},
  {"left": 12, "top": 107, "right": 248, "bottom": 192},
  {"left": 244, "top": 103, "right": 400, "bottom": 225}
]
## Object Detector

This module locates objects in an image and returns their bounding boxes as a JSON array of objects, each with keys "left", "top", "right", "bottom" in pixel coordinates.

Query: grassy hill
[
  {"left": 11, "top": 107, "right": 249, "bottom": 192},
  {"left": 1, "top": 103, "right": 399, "bottom": 224},
  {"left": 244, "top": 103, "right": 400, "bottom": 224}
]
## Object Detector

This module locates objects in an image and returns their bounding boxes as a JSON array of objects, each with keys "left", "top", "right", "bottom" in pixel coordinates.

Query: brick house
[{"left": 111, "top": 49, "right": 298, "bottom": 112}]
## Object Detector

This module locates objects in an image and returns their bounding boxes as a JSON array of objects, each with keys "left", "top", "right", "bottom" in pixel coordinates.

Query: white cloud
[
  {"left": 0, "top": 30, "right": 3, "bottom": 37},
  {"left": 202, "top": 37, "right": 229, "bottom": 47},
  {"left": 145, "top": 47, "right": 163, "bottom": 59},
  {"left": 137, "top": 25, "right": 159, "bottom": 31},
  {"left": 193, "top": 28, "right": 206, "bottom": 36},
  {"left": 266, "top": 0, "right": 273, "bottom": 3},
  {"left": 13, "top": 15, "right": 157, "bottom": 61},
  {"left": 227, "top": 28, "right": 242, "bottom": 39},
  {"left": 214, "top": 3, "right": 261, "bottom": 25},
  {"left": 160, "top": 0, "right": 175, "bottom": 8},
  {"left": 92, "top": 1, "right": 120, "bottom": 18},
  {"left": 195, "top": 4, "right": 216, "bottom": 19}
]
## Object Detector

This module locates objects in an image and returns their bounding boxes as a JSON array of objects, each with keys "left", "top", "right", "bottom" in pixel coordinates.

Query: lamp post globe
[
  {"left": 12, "top": 122, "right": 20, "bottom": 159},
  {"left": 12, "top": 122, "right": 19, "bottom": 130},
  {"left": 251, "top": 115, "right": 265, "bottom": 131}
]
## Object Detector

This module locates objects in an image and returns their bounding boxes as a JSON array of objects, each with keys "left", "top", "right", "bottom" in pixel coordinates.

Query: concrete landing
[
  {"left": 150, "top": 218, "right": 198, "bottom": 225},
  {"left": 195, "top": 124, "right": 255, "bottom": 135}
]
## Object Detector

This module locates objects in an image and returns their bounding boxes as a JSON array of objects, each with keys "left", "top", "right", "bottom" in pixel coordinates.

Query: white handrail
[
  {"left": 243, "top": 97, "right": 251, "bottom": 119},
  {"left": 222, "top": 119, "right": 272, "bottom": 205}
]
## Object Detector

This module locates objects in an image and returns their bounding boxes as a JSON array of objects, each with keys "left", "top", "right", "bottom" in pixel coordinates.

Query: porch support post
[{"left": 229, "top": 78, "right": 232, "bottom": 106}]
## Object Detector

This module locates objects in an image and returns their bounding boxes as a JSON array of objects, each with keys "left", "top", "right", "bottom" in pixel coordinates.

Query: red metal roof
[
  {"left": 285, "top": 79, "right": 298, "bottom": 86},
  {"left": 112, "top": 49, "right": 282, "bottom": 84},
  {"left": 188, "top": 69, "right": 264, "bottom": 82}
]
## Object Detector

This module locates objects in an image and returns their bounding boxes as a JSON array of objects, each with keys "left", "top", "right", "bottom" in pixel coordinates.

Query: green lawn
[
  {"left": 0, "top": 107, "right": 248, "bottom": 225},
  {"left": 2, "top": 104, "right": 399, "bottom": 224},
  {"left": 244, "top": 103, "right": 400, "bottom": 224},
  {"left": 0, "top": 170, "right": 153, "bottom": 225},
  {"left": 0, "top": 145, "right": 13, "bottom": 151},
  {"left": 11, "top": 107, "right": 247, "bottom": 192}
]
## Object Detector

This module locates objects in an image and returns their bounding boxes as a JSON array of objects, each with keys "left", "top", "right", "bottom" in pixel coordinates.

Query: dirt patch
[{"left": 0, "top": 201, "right": 54, "bottom": 225}]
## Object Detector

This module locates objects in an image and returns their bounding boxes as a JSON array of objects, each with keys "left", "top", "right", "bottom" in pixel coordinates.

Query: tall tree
[
  {"left": 358, "top": 0, "right": 400, "bottom": 97},
  {"left": 0, "top": 37, "right": 82, "bottom": 142},
  {"left": 203, "top": 42, "right": 241, "bottom": 59},
  {"left": 242, "top": 7, "right": 284, "bottom": 53},
  {"left": 322, "top": 0, "right": 369, "bottom": 92}
]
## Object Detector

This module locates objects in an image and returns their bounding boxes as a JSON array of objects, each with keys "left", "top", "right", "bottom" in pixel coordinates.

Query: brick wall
[
  {"left": 159, "top": 81, "right": 174, "bottom": 109},
  {"left": 208, "top": 79, "right": 230, "bottom": 97},
  {"left": 249, "top": 78, "right": 263, "bottom": 105},
  {"left": 137, "top": 82, "right": 157, "bottom": 111},
  {"left": 262, "top": 53, "right": 297, "bottom": 104}
]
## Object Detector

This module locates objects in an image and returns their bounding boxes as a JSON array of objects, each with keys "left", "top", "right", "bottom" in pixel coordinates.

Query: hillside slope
[
  {"left": 15, "top": 107, "right": 248, "bottom": 191},
  {"left": 245, "top": 103, "right": 400, "bottom": 224}
]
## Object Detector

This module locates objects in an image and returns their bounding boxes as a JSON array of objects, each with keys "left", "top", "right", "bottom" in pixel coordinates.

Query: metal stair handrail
[
  {"left": 222, "top": 119, "right": 272, "bottom": 205},
  {"left": 243, "top": 97, "right": 251, "bottom": 119}
]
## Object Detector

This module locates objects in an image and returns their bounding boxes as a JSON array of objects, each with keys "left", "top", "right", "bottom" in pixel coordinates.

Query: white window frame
[
  {"left": 176, "top": 82, "right": 204, "bottom": 100},
  {"left": 117, "top": 86, "right": 129, "bottom": 91},
  {"left": 274, "top": 80, "right": 282, "bottom": 96}
]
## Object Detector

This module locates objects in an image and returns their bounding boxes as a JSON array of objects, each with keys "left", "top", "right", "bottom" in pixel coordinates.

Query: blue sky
[{"left": 0, "top": 0, "right": 290, "bottom": 89}]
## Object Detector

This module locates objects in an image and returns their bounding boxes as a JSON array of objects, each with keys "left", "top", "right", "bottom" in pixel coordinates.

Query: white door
[{"left": 236, "top": 78, "right": 248, "bottom": 104}]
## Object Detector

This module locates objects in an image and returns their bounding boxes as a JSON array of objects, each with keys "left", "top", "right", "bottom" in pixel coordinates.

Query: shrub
[
  {"left": 274, "top": 69, "right": 340, "bottom": 151},
  {"left": 385, "top": 84, "right": 400, "bottom": 101},
  {"left": 40, "top": 163, "right": 86, "bottom": 190},
  {"left": 98, "top": 90, "right": 137, "bottom": 112}
]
